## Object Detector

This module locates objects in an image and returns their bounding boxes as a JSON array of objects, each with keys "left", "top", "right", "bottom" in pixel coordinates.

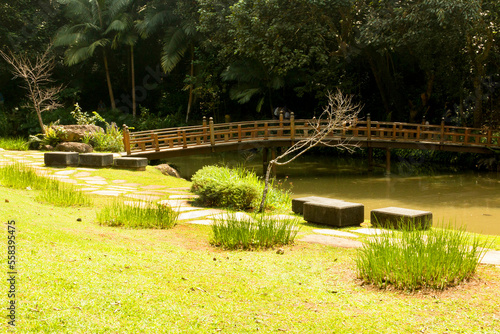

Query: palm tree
[
  {"left": 137, "top": 0, "right": 199, "bottom": 122},
  {"left": 55, "top": 0, "right": 134, "bottom": 111}
]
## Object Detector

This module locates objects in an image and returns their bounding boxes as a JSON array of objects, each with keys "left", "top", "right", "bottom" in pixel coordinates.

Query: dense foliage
[{"left": 0, "top": 0, "right": 499, "bottom": 136}]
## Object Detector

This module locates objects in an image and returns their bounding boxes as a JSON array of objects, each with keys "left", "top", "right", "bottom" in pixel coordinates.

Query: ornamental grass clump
[
  {"left": 355, "top": 222, "right": 490, "bottom": 291},
  {"left": 211, "top": 213, "right": 301, "bottom": 250},
  {"left": 0, "top": 163, "right": 91, "bottom": 207},
  {"left": 97, "top": 201, "right": 178, "bottom": 229}
]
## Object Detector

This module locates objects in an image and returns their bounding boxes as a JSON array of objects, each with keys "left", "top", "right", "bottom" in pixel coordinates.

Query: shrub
[
  {"left": 191, "top": 165, "right": 261, "bottom": 210},
  {"left": 191, "top": 165, "right": 292, "bottom": 211},
  {"left": 0, "top": 163, "right": 92, "bottom": 207},
  {"left": 82, "top": 122, "right": 123, "bottom": 152},
  {"left": 97, "top": 201, "right": 178, "bottom": 229},
  {"left": 211, "top": 213, "right": 301, "bottom": 250},
  {"left": 355, "top": 223, "right": 490, "bottom": 291}
]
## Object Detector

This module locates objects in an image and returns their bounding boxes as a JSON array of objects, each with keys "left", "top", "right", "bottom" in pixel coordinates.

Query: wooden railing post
[
  {"left": 367, "top": 113, "right": 371, "bottom": 140},
  {"left": 182, "top": 130, "right": 187, "bottom": 148},
  {"left": 238, "top": 124, "right": 242, "bottom": 142},
  {"left": 422, "top": 116, "right": 426, "bottom": 125},
  {"left": 209, "top": 117, "right": 215, "bottom": 149},
  {"left": 440, "top": 117, "right": 445, "bottom": 144},
  {"left": 279, "top": 110, "right": 284, "bottom": 136},
  {"left": 202, "top": 116, "right": 207, "bottom": 143},
  {"left": 264, "top": 122, "right": 269, "bottom": 139},
  {"left": 152, "top": 133, "right": 160, "bottom": 151},
  {"left": 487, "top": 129, "right": 492, "bottom": 145},
  {"left": 122, "top": 124, "right": 131, "bottom": 155},
  {"left": 290, "top": 112, "right": 295, "bottom": 142}
]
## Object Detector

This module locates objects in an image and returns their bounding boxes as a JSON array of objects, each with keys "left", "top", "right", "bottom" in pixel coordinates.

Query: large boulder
[
  {"left": 61, "top": 125, "right": 104, "bottom": 142},
  {"left": 154, "top": 164, "right": 181, "bottom": 178},
  {"left": 55, "top": 142, "right": 93, "bottom": 153}
]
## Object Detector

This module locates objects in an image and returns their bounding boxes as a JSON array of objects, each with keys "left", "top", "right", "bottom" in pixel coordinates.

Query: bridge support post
[
  {"left": 368, "top": 147, "right": 374, "bottom": 172},
  {"left": 385, "top": 148, "right": 391, "bottom": 175}
]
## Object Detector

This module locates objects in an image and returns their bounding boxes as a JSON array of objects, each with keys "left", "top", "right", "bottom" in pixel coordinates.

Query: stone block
[
  {"left": 114, "top": 157, "right": 148, "bottom": 171},
  {"left": 292, "top": 196, "right": 344, "bottom": 215},
  {"left": 303, "top": 200, "right": 364, "bottom": 227},
  {"left": 370, "top": 207, "right": 432, "bottom": 229},
  {"left": 79, "top": 153, "right": 114, "bottom": 167},
  {"left": 44, "top": 152, "right": 80, "bottom": 167}
]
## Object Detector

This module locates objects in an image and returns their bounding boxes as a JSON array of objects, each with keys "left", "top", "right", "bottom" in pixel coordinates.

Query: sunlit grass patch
[
  {"left": 211, "top": 213, "right": 301, "bottom": 250},
  {"left": 97, "top": 200, "right": 178, "bottom": 229},
  {"left": 0, "top": 137, "right": 29, "bottom": 150},
  {"left": 355, "top": 222, "right": 492, "bottom": 290},
  {"left": 0, "top": 163, "right": 91, "bottom": 206}
]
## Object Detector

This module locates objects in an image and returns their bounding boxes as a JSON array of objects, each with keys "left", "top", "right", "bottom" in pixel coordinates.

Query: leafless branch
[
  {"left": 0, "top": 45, "right": 63, "bottom": 134},
  {"left": 259, "top": 90, "right": 362, "bottom": 212}
]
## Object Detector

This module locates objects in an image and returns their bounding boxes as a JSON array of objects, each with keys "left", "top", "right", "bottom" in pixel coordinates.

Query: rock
[
  {"left": 61, "top": 125, "right": 104, "bottom": 142},
  {"left": 155, "top": 164, "right": 181, "bottom": 178},
  {"left": 55, "top": 142, "right": 93, "bottom": 153},
  {"left": 41, "top": 145, "right": 54, "bottom": 151}
]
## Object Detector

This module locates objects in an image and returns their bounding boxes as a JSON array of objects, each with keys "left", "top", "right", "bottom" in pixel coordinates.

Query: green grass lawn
[{"left": 1, "top": 184, "right": 500, "bottom": 333}]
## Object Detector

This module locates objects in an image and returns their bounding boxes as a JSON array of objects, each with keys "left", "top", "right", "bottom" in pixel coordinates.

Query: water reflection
[{"left": 166, "top": 151, "right": 500, "bottom": 235}]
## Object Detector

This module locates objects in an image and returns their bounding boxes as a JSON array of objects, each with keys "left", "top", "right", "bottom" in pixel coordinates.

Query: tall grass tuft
[
  {"left": 97, "top": 201, "right": 178, "bottom": 229},
  {"left": 355, "top": 222, "right": 490, "bottom": 290},
  {"left": 0, "top": 163, "right": 91, "bottom": 207},
  {"left": 211, "top": 213, "right": 300, "bottom": 250},
  {"left": 0, "top": 137, "right": 29, "bottom": 150}
]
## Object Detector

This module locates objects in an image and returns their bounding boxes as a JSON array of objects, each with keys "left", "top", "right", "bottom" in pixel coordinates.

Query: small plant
[
  {"left": 28, "top": 121, "right": 67, "bottom": 148},
  {"left": 97, "top": 201, "right": 178, "bottom": 229},
  {"left": 0, "top": 163, "right": 91, "bottom": 207},
  {"left": 82, "top": 122, "right": 124, "bottom": 152},
  {"left": 355, "top": 222, "right": 491, "bottom": 291},
  {"left": 70, "top": 103, "right": 102, "bottom": 125},
  {"left": 211, "top": 213, "right": 301, "bottom": 250},
  {"left": 0, "top": 137, "right": 29, "bottom": 150}
]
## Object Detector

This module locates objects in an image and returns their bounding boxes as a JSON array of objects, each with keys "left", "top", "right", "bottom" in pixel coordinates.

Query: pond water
[{"left": 166, "top": 151, "right": 500, "bottom": 236}]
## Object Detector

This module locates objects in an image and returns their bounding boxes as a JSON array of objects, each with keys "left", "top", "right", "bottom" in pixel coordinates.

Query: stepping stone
[
  {"left": 312, "top": 229, "right": 359, "bottom": 238},
  {"left": 122, "top": 183, "right": 142, "bottom": 187},
  {"left": 59, "top": 179, "right": 78, "bottom": 184},
  {"left": 44, "top": 152, "right": 79, "bottom": 167},
  {"left": 114, "top": 157, "right": 148, "bottom": 171},
  {"left": 85, "top": 180, "right": 108, "bottom": 185},
  {"left": 168, "top": 187, "right": 190, "bottom": 191},
  {"left": 292, "top": 196, "right": 343, "bottom": 215},
  {"left": 49, "top": 175, "right": 70, "bottom": 179},
  {"left": 352, "top": 228, "right": 391, "bottom": 235},
  {"left": 177, "top": 209, "right": 223, "bottom": 221},
  {"left": 135, "top": 191, "right": 166, "bottom": 196},
  {"left": 158, "top": 199, "right": 190, "bottom": 207},
  {"left": 29, "top": 162, "right": 44, "bottom": 166},
  {"left": 371, "top": 207, "right": 432, "bottom": 229},
  {"left": 90, "top": 190, "right": 123, "bottom": 196},
  {"left": 79, "top": 153, "right": 114, "bottom": 167},
  {"left": 267, "top": 214, "right": 301, "bottom": 221},
  {"left": 125, "top": 194, "right": 162, "bottom": 201},
  {"left": 184, "top": 219, "right": 213, "bottom": 226},
  {"left": 112, "top": 180, "right": 127, "bottom": 184},
  {"left": 77, "top": 176, "right": 107, "bottom": 181},
  {"left": 304, "top": 200, "right": 364, "bottom": 227},
  {"left": 54, "top": 170, "right": 77, "bottom": 175},
  {"left": 106, "top": 186, "right": 137, "bottom": 190},
  {"left": 80, "top": 187, "right": 100, "bottom": 191},
  {"left": 209, "top": 212, "right": 254, "bottom": 222},
  {"left": 299, "top": 234, "right": 363, "bottom": 248},
  {"left": 76, "top": 168, "right": 97, "bottom": 171},
  {"left": 480, "top": 251, "right": 500, "bottom": 265},
  {"left": 172, "top": 207, "right": 198, "bottom": 212},
  {"left": 74, "top": 172, "right": 92, "bottom": 178}
]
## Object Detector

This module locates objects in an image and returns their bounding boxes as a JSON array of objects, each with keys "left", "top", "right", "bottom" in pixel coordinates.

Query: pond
[{"left": 165, "top": 151, "right": 500, "bottom": 236}]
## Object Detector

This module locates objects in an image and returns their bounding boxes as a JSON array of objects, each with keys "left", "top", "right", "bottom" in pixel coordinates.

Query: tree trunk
[
  {"left": 131, "top": 45, "right": 136, "bottom": 118},
  {"left": 185, "top": 45, "right": 194, "bottom": 123},
  {"left": 102, "top": 50, "right": 116, "bottom": 110},
  {"left": 473, "top": 75, "right": 483, "bottom": 128}
]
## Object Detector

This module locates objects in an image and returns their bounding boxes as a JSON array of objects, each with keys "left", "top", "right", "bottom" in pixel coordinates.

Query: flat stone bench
[
  {"left": 44, "top": 152, "right": 79, "bottom": 167},
  {"left": 303, "top": 199, "right": 364, "bottom": 227},
  {"left": 113, "top": 157, "right": 148, "bottom": 171},
  {"left": 370, "top": 207, "right": 432, "bottom": 229},
  {"left": 292, "top": 196, "right": 345, "bottom": 215},
  {"left": 79, "top": 153, "right": 114, "bottom": 167}
]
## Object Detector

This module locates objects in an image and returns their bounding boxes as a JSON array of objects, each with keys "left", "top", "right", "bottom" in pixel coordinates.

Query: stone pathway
[{"left": 1, "top": 149, "right": 499, "bottom": 266}]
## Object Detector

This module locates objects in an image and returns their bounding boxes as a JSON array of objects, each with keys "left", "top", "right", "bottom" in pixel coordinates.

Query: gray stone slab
[
  {"left": 304, "top": 200, "right": 364, "bottom": 227},
  {"left": 209, "top": 212, "right": 254, "bottom": 222},
  {"left": 177, "top": 209, "right": 223, "bottom": 221},
  {"left": 371, "top": 207, "right": 432, "bottom": 229},
  {"left": 184, "top": 219, "right": 213, "bottom": 226},
  {"left": 292, "top": 196, "right": 344, "bottom": 215},
  {"left": 312, "top": 229, "right": 359, "bottom": 238},
  {"left": 114, "top": 157, "right": 148, "bottom": 171},
  {"left": 352, "top": 228, "right": 391, "bottom": 235},
  {"left": 299, "top": 234, "right": 363, "bottom": 248},
  {"left": 480, "top": 250, "right": 500, "bottom": 265},
  {"left": 44, "top": 152, "right": 79, "bottom": 167},
  {"left": 79, "top": 153, "right": 114, "bottom": 167}
]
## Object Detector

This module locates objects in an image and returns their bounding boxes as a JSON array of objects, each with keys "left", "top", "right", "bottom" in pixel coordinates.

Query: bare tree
[
  {"left": 0, "top": 46, "right": 63, "bottom": 134},
  {"left": 259, "top": 90, "right": 362, "bottom": 212}
]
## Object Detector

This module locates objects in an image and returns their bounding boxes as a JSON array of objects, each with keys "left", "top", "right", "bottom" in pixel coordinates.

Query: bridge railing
[{"left": 122, "top": 114, "right": 500, "bottom": 155}]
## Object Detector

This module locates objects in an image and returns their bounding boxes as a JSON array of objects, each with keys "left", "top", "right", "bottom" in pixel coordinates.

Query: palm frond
[
  {"left": 161, "top": 28, "right": 189, "bottom": 72},
  {"left": 229, "top": 86, "right": 262, "bottom": 104}
]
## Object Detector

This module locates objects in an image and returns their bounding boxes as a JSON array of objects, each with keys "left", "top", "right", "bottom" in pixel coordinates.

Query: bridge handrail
[{"left": 122, "top": 115, "right": 500, "bottom": 156}]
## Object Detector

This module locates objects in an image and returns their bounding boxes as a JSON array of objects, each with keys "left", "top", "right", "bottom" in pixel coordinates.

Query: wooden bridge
[{"left": 122, "top": 113, "right": 499, "bottom": 171}]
